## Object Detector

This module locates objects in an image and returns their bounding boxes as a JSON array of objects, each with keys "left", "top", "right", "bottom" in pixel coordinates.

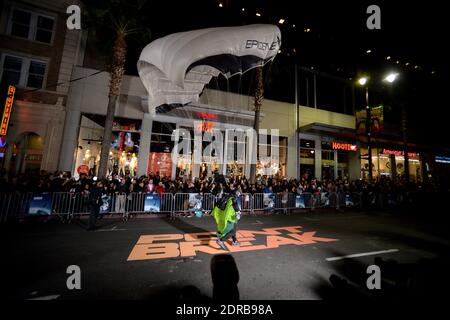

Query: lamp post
[
  {"left": 357, "top": 74, "right": 400, "bottom": 182},
  {"left": 357, "top": 77, "right": 373, "bottom": 181},
  {"left": 383, "top": 73, "right": 406, "bottom": 180}
]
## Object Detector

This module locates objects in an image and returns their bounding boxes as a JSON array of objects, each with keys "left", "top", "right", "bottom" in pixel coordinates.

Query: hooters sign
[
  {"left": 332, "top": 142, "right": 357, "bottom": 151},
  {"left": 127, "top": 225, "right": 338, "bottom": 261},
  {"left": 1, "top": 85, "right": 16, "bottom": 136}
]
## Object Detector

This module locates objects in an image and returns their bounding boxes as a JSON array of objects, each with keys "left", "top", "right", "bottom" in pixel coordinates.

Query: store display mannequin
[
  {"left": 129, "top": 153, "right": 137, "bottom": 177},
  {"left": 107, "top": 153, "right": 115, "bottom": 177},
  {"left": 118, "top": 151, "right": 127, "bottom": 176}
]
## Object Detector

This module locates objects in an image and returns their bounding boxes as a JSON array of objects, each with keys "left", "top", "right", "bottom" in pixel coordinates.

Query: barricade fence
[{"left": 2, "top": 190, "right": 410, "bottom": 223}]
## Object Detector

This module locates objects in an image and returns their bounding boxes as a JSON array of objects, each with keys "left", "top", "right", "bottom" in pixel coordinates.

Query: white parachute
[{"left": 137, "top": 24, "right": 281, "bottom": 115}]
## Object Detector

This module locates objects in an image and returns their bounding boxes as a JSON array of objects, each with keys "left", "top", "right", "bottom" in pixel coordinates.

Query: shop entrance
[{"left": 8, "top": 132, "right": 44, "bottom": 175}]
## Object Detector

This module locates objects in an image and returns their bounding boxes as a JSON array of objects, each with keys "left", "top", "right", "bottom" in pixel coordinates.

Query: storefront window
[
  {"left": 149, "top": 121, "right": 175, "bottom": 178},
  {"left": 359, "top": 147, "right": 422, "bottom": 181},
  {"left": 227, "top": 135, "right": 245, "bottom": 177},
  {"left": 321, "top": 141, "right": 335, "bottom": 180},
  {"left": 174, "top": 126, "right": 194, "bottom": 179},
  {"left": 337, "top": 151, "right": 349, "bottom": 179},
  {"left": 360, "top": 147, "right": 379, "bottom": 180},
  {"left": 257, "top": 135, "right": 287, "bottom": 177},
  {"left": 299, "top": 139, "right": 315, "bottom": 180},
  {"left": 74, "top": 114, "right": 141, "bottom": 177}
]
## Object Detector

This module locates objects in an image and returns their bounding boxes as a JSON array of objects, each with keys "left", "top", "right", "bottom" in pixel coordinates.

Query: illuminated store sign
[
  {"left": 382, "top": 149, "right": 417, "bottom": 158},
  {"left": 435, "top": 156, "right": 450, "bottom": 164},
  {"left": 0, "top": 85, "right": 16, "bottom": 136},
  {"left": 196, "top": 112, "right": 218, "bottom": 133},
  {"left": 332, "top": 142, "right": 357, "bottom": 151}
]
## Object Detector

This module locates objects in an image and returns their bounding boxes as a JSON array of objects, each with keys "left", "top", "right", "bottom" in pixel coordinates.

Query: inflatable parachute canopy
[{"left": 137, "top": 24, "right": 281, "bottom": 115}]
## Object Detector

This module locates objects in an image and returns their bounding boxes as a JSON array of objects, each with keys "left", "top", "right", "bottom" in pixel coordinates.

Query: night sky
[{"left": 87, "top": 0, "right": 450, "bottom": 149}]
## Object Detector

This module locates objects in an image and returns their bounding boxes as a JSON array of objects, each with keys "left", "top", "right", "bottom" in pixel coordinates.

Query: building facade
[
  {"left": 1, "top": 2, "right": 443, "bottom": 181},
  {"left": 0, "top": 0, "right": 85, "bottom": 175}
]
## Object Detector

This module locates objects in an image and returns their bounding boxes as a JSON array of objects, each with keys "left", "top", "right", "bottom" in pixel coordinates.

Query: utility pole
[
  {"left": 401, "top": 103, "right": 409, "bottom": 181},
  {"left": 365, "top": 86, "right": 373, "bottom": 181}
]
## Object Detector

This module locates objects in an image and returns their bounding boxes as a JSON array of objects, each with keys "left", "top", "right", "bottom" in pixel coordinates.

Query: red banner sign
[
  {"left": 148, "top": 152, "right": 172, "bottom": 177},
  {"left": 1, "top": 85, "right": 16, "bottom": 136}
]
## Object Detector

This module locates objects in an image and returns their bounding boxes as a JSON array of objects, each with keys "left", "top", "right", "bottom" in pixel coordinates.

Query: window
[
  {"left": 1, "top": 54, "right": 47, "bottom": 88},
  {"left": 8, "top": 8, "right": 55, "bottom": 44},
  {"left": 35, "top": 16, "right": 54, "bottom": 43},
  {"left": 150, "top": 121, "right": 176, "bottom": 153},
  {"left": 1, "top": 56, "right": 22, "bottom": 85},
  {"left": 10, "top": 9, "right": 31, "bottom": 38}
]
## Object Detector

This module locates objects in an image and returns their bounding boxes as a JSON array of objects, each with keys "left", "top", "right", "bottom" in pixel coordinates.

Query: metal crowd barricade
[
  {"left": 159, "top": 193, "right": 174, "bottom": 215},
  {"left": 272, "top": 193, "right": 294, "bottom": 213},
  {"left": 337, "top": 191, "right": 363, "bottom": 209},
  {"left": 110, "top": 193, "right": 127, "bottom": 218},
  {"left": 0, "top": 192, "right": 33, "bottom": 222},
  {"left": 311, "top": 192, "right": 328, "bottom": 209},
  {"left": 126, "top": 192, "right": 147, "bottom": 215},
  {"left": 266, "top": 192, "right": 314, "bottom": 212},
  {"left": 5, "top": 188, "right": 430, "bottom": 224},
  {"left": 353, "top": 192, "right": 363, "bottom": 209},
  {"left": 69, "top": 192, "right": 90, "bottom": 219},
  {"left": 238, "top": 193, "right": 253, "bottom": 215},
  {"left": 173, "top": 193, "right": 190, "bottom": 217},
  {"left": 124, "top": 192, "right": 168, "bottom": 216},
  {"left": 0, "top": 193, "right": 12, "bottom": 223},
  {"left": 328, "top": 192, "right": 339, "bottom": 208},
  {"left": 251, "top": 193, "right": 265, "bottom": 215},
  {"left": 51, "top": 192, "right": 75, "bottom": 222},
  {"left": 202, "top": 193, "right": 216, "bottom": 215},
  {"left": 297, "top": 192, "right": 313, "bottom": 209},
  {"left": 13, "top": 192, "right": 33, "bottom": 220}
]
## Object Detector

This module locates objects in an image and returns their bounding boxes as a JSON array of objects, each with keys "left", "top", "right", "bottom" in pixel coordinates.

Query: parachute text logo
[
  {"left": 245, "top": 36, "right": 281, "bottom": 51},
  {"left": 127, "top": 226, "right": 338, "bottom": 261},
  {"left": 171, "top": 128, "right": 280, "bottom": 174}
]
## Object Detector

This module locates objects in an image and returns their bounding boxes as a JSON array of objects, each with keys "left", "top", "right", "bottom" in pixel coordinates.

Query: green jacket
[{"left": 212, "top": 197, "right": 237, "bottom": 237}]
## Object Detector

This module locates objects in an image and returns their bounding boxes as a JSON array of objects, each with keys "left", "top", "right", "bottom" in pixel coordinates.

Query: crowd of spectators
[{"left": 0, "top": 168, "right": 447, "bottom": 197}]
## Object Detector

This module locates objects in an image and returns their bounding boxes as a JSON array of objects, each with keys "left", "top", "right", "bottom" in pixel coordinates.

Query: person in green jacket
[{"left": 212, "top": 192, "right": 241, "bottom": 250}]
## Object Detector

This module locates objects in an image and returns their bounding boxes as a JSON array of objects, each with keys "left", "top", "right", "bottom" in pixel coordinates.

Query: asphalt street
[{"left": 2, "top": 209, "right": 450, "bottom": 300}]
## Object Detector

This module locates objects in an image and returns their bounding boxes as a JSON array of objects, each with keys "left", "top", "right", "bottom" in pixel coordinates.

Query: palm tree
[
  {"left": 249, "top": 66, "right": 264, "bottom": 184},
  {"left": 83, "top": 0, "right": 150, "bottom": 178}
]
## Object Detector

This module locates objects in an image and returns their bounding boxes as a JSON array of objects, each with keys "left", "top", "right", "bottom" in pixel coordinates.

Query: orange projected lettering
[{"left": 127, "top": 226, "right": 338, "bottom": 261}]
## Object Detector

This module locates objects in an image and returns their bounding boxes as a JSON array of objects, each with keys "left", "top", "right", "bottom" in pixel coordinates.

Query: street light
[
  {"left": 358, "top": 77, "right": 368, "bottom": 86},
  {"left": 384, "top": 73, "right": 398, "bottom": 83}
]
